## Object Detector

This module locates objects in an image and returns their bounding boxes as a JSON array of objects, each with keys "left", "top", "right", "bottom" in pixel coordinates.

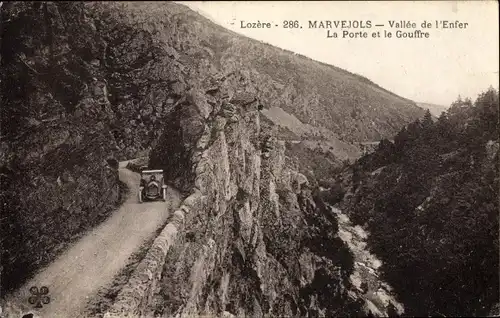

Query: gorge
[{"left": 1, "top": 2, "right": 497, "bottom": 318}]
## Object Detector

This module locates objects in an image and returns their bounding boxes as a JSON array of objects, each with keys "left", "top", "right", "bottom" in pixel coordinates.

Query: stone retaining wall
[{"left": 104, "top": 190, "right": 203, "bottom": 317}]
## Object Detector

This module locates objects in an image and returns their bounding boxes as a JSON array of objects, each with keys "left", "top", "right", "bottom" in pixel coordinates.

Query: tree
[
  {"left": 420, "top": 109, "right": 434, "bottom": 140},
  {"left": 394, "top": 126, "right": 409, "bottom": 151},
  {"left": 437, "top": 111, "right": 448, "bottom": 125},
  {"left": 406, "top": 119, "right": 422, "bottom": 142},
  {"left": 449, "top": 95, "right": 473, "bottom": 113},
  {"left": 422, "top": 109, "right": 433, "bottom": 129},
  {"left": 435, "top": 111, "right": 453, "bottom": 144},
  {"left": 474, "top": 86, "right": 499, "bottom": 138}
]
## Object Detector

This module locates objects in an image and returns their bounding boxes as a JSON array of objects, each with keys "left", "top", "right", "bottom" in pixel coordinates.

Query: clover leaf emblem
[{"left": 28, "top": 286, "right": 50, "bottom": 308}]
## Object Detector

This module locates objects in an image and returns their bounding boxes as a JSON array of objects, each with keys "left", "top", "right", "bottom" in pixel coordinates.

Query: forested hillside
[{"left": 329, "top": 87, "right": 499, "bottom": 316}]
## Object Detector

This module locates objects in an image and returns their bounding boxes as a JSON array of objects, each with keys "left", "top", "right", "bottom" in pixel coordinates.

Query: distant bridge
[{"left": 358, "top": 139, "right": 394, "bottom": 146}]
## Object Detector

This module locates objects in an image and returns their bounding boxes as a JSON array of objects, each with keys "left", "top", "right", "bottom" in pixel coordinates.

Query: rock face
[
  {"left": 145, "top": 85, "right": 367, "bottom": 317},
  {"left": 1, "top": 1, "right": 208, "bottom": 293},
  {"left": 104, "top": 74, "right": 385, "bottom": 317},
  {"left": 0, "top": 2, "right": 125, "bottom": 294},
  {"left": 2, "top": 1, "right": 425, "bottom": 312}
]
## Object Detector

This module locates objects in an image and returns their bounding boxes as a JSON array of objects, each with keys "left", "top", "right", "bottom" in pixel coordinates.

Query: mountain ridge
[
  {"left": 117, "top": 1, "right": 426, "bottom": 144},
  {"left": 178, "top": 2, "right": 419, "bottom": 106}
]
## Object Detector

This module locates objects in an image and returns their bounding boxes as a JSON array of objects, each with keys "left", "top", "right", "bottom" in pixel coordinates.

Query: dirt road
[{"left": 2, "top": 161, "right": 181, "bottom": 318}]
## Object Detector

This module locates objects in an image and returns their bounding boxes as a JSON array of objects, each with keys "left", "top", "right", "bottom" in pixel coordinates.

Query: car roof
[{"left": 141, "top": 169, "right": 163, "bottom": 174}]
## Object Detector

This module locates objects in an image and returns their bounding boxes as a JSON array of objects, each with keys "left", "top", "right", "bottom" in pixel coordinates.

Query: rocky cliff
[
  {"left": 0, "top": 1, "right": 202, "bottom": 293},
  {"left": 2, "top": 1, "right": 425, "bottom": 312},
  {"left": 1, "top": 2, "right": 127, "bottom": 293},
  {"left": 105, "top": 78, "right": 389, "bottom": 317}
]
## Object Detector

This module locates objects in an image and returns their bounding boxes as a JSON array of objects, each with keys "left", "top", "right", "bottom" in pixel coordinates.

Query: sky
[{"left": 178, "top": 1, "right": 499, "bottom": 106}]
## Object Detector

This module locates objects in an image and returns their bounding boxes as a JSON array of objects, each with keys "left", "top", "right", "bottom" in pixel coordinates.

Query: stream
[{"left": 329, "top": 205, "right": 405, "bottom": 316}]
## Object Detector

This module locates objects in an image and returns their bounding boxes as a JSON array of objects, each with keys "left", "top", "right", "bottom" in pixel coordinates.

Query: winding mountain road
[{"left": 2, "top": 161, "right": 181, "bottom": 318}]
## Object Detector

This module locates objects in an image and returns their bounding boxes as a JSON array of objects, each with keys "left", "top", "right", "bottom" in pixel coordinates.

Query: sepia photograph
[{"left": 0, "top": 1, "right": 499, "bottom": 317}]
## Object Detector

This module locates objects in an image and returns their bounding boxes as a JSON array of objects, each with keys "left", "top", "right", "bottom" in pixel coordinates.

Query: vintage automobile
[{"left": 138, "top": 168, "right": 167, "bottom": 203}]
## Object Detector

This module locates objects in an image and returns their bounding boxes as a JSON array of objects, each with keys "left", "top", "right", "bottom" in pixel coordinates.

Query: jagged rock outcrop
[
  {"left": 2, "top": 1, "right": 426, "bottom": 313},
  {"left": 102, "top": 75, "right": 376, "bottom": 317}
]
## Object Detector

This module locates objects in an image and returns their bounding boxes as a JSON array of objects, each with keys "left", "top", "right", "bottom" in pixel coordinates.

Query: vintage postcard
[{"left": 0, "top": 1, "right": 498, "bottom": 317}]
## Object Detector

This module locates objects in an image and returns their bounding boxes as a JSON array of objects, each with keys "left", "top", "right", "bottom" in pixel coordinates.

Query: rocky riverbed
[{"left": 330, "top": 206, "right": 405, "bottom": 317}]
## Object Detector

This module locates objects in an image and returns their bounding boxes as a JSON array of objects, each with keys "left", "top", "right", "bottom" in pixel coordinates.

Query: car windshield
[{"left": 141, "top": 170, "right": 162, "bottom": 180}]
